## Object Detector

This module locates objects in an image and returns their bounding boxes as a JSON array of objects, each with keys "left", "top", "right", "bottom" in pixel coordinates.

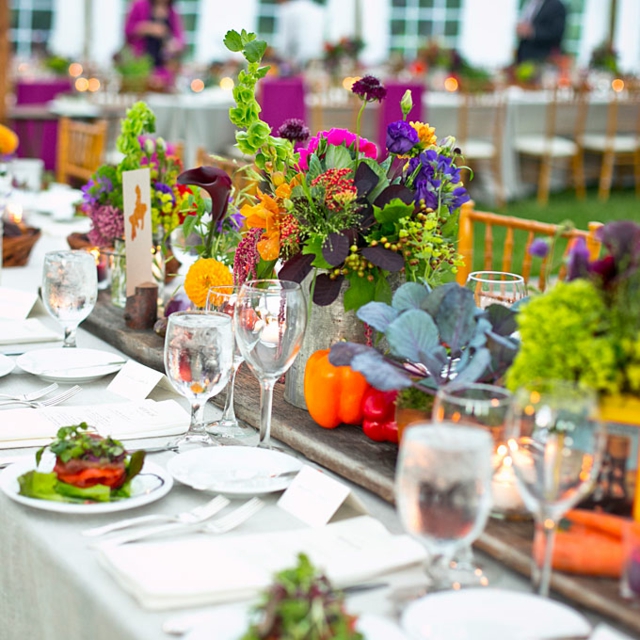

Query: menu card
[
  {"left": 98, "top": 515, "right": 427, "bottom": 610},
  {"left": 0, "top": 399, "right": 189, "bottom": 448}
]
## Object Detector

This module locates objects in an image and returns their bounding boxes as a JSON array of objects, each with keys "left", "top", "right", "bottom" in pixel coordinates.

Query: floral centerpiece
[
  {"left": 507, "top": 221, "right": 640, "bottom": 401},
  {"left": 222, "top": 29, "right": 468, "bottom": 312}
]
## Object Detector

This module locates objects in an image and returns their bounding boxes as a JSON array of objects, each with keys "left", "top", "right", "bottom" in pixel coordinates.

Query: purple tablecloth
[{"left": 13, "top": 78, "right": 73, "bottom": 171}]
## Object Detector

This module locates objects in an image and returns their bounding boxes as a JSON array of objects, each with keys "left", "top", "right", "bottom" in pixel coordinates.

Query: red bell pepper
[{"left": 362, "top": 388, "right": 399, "bottom": 443}]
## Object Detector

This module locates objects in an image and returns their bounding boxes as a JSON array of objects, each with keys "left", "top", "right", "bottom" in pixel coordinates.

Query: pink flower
[{"left": 298, "top": 128, "right": 378, "bottom": 170}]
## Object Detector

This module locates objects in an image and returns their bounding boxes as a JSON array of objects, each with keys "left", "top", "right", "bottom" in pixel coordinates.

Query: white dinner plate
[
  {"left": 167, "top": 446, "right": 303, "bottom": 496},
  {"left": 0, "top": 354, "right": 15, "bottom": 377},
  {"left": 0, "top": 458, "right": 173, "bottom": 514},
  {"left": 182, "top": 609, "right": 408, "bottom": 640},
  {"left": 400, "top": 589, "right": 592, "bottom": 640},
  {"left": 17, "top": 348, "right": 125, "bottom": 383}
]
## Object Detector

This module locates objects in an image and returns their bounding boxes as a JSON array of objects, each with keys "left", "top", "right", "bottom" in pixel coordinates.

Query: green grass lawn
[{"left": 469, "top": 187, "right": 640, "bottom": 276}]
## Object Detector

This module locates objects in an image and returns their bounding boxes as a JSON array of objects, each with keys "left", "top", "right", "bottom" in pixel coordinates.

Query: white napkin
[
  {"left": 98, "top": 515, "right": 427, "bottom": 610},
  {"left": 590, "top": 624, "right": 637, "bottom": 640},
  {"left": 0, "top": 399, "right": 189, "bottom": 448},
  {"left": 0, "top": 318, "right": 61, "bottom": 345}
]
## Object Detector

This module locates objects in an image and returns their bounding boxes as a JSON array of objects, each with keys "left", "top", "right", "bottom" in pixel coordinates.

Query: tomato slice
[{"left": 54, "top": 459, "right": 126, "bottom": 489}]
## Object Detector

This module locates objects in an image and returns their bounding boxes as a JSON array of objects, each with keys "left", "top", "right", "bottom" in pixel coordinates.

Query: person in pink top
[{"left": 124, "top": 0, "right": 185, "bottom": 88}]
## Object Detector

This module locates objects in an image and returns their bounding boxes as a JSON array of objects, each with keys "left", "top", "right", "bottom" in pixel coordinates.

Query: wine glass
[
  {"left": 164, "top": 310, "right": 234, "bottom": 450},
  {"left": 506, "top": 381, "right": 607, "bottom": 597},
  {"left": 205, "top": 285, "right": 254, "bottom": 440},
  {"left": 396, "top": 422, "right": 494, "bottom": 591},
  {"left": 42, "top": 250, "right": 98, "bottom": 348},
  {"left": 233, "top": 280, "right": 307, "bottom": 449},
  {"left": 432, "top": 383, "right": 514, "bottom": 586},
  {"left": 466, "top": 271, "right": 526, "bottom": 309}
]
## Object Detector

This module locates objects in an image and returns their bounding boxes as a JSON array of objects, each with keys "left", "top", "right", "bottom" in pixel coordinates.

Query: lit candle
[
  {"left": 260, "top": 316, "right": 282, "bottom": 346},
  {"left": 88, "top": 247, "right": 108, "bottom": 284},
  {"left": 4, "top": 202, "right": 24, "bottom": 228},
  {"left": 491, "top": 454, "right": 527, "bottom": 515}
]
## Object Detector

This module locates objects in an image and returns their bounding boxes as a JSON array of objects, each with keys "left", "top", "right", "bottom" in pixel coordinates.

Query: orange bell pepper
[{"left": 304, "top": 348, "right": 371, "bottom": 429}]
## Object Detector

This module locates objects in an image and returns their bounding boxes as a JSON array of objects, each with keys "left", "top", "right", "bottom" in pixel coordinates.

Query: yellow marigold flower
[
  {"left": 0, "top": 124, "right": 19, "bottom": 155},
  {"left": 411, "top": 121, "right": 437, "bottom": 147},
  {"left": 275, "top": 182, "right": 292, "bottom": 199},
  {"left": 184, "top": 258, "right": 233, "bottom": 308}
]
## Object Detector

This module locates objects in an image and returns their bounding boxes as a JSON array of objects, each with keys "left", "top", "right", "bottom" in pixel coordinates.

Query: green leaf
[
  {"left": 255, "top": 66, "right": 271, "bottom": 80},
  {"left": 55, "top": 480, "right": 112, "bottom": 503},
  {"left": 244, "top": 40, "right": 268, "bottom": 64},
  {"left": 343, "top": 274, "right": 376, "bottom": 311},
  {"left": 324, "top": 144, "right": 353, "bottom": 170},
  {"left": 392, "top": 282, "right": 430, "bottom": 311},
  {"left": 374, "top": 275, "right": 393, "bottom": 304},
  {"left": 126, "top": 450, "right": 145, "bottom": 482},
  {"left": 386, "top": 309, "right": 439, "bottom": 361},
  {"left": 256, "top": 258, "right": 277, "bottom": 279},
  {"left": 18, "top": 471, "right": 67, "bottom": 502},
  {"left": 223, "top": 30, "right": 243, "bottom": 52},
  {"left": 374, "top": 199, "right": 415, "bottom": 225},
  {"left": 301, "top": 237, "right": 332, "bottom": 270}
]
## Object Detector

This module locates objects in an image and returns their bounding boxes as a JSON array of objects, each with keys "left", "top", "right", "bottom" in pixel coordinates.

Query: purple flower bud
[
  {"left": 566, "top": 236, "right": 591, "bottom": 281},
  {"left": 528, "top": 238, "right": 550, "bottom": 258}
]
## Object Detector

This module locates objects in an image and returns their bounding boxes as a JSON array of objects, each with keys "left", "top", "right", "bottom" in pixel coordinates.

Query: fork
[
  {"left": 0, "top": 385, "right": 82, "bottom": 409},
  {"left": 97, "top": 497, "right": 265, "bottom": 546},
  {"left": 81, "top": 495, "right": 230, "bottom": 537},
  {"left": 0, "top": 383, "right": 59, "bottom": 402}
]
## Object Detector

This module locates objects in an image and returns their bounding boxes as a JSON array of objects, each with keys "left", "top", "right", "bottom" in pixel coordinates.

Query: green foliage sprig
[{"left": 116, "top": 101, "right": 157, "bottom": 174}]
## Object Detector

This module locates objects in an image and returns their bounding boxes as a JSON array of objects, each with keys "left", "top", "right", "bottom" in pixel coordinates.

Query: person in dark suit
[{"left": 516, "top": 0, "right": 567, "bottom": 63}]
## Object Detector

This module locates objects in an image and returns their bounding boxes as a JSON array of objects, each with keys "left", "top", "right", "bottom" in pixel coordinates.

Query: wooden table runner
[{"left": 84, "top": 293, "right": 640, "bottom": 635}]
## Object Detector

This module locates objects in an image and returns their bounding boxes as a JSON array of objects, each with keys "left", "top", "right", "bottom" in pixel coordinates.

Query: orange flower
[
  {"left": 241, "top": 190, "right": 282, "bottom": 261},
  {"left": 0, "top": 124, "right": 19, "bottom": 155},
  {"left": 184, "top": 258, "right": 233, "bottom": 308}
]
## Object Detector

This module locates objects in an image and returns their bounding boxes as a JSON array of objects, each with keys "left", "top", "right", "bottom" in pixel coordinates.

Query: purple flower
[
  {"left": 216, "top": 210, "right": 245, "bottom": 233},
  {"left": 529, "top": 238, "right": 550, "bottom": 259},
  {"left": 276, "top": 118, "right": 310, "bottom": 144},
  {"left": 154, "top": 181, "right": 176, "bottom": 206},
  {"left": 351, "top": 75, "right": 387, "bottom": 103},
  {"left": 87, "top": 204, "right": 124, "bottom": 247},
  {"left": 566, "top": 236, "right": 590, "bottom": 281},
  {"left": 386, "top": 121, "right": 419, "bottom": 155}
]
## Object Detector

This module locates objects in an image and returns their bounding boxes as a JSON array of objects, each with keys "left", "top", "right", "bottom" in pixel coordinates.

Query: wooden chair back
[
  {"left": 195, "top": 148, "right": 258, "bottom": 199},
  {"left": 55, "top": 117, "right": 107, "bottom": 185},
  {"left": 456, "top": 202, "right": 602, "bottom": 292}
]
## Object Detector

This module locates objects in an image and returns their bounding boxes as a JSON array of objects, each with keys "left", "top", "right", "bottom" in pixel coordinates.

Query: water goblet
[
  {"left": 205, "top": 285, "right": 254, "bottom": 440},
  {"left": 164, "top": 310, "right": 234, "bottom": 450},
  {"left": 506, "top": 381, "right": 607, "bottom": 597},
  {"left": 233, "top": 280, "right": 307, "bottom": 450},
  {"left": 42, "top": 250, "right": 98, "bottom": 348},
  {"left": 395, "top": 422, "right": 494, "bottom": 591},
  {"left": 466, "top": 271, "right": 526, "bottom": 309},
  {"left": 432, "top": 383, "right": 514, "bottom": 586}
]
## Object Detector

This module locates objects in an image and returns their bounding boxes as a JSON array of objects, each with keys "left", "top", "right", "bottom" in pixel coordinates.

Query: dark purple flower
[
  {"left": 386, "top": 121, "right": 419, "bottom": 155},
  {"left": 566, "top": 236, "right": 590, "bottom": 281},
  {"left": 351, "top": 75, "right": 387, "bottom": 103},
  {"left": 177, "top": 166, "right": 232, "bottom": 230},
  {"left": 276, "top": 118, "right": 310, "bottom": 144},
  {"left": 596, "top": 220, "right": 640, "bottom": 281},
  {"left": 529, "top": 238, "right": 550, "bottom": 259}
]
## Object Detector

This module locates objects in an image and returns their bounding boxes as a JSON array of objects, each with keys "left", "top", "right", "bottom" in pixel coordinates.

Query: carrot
[
  {"left": 534, "top": 522, "right": 623, "bottom": 578},
  {"left": 565, "top": 509, "right": 627, "bottom": 539}
]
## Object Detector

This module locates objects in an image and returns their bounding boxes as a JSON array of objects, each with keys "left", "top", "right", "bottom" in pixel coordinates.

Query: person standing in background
[
  {"left": 124, "top": 0, "right": 186, "bottom": 87},
  {"left": 516, "top": 0, "right": 566, "bottom": 63},
  {"left": 276, "top": 0, "right": 326, "bottom": 70}
]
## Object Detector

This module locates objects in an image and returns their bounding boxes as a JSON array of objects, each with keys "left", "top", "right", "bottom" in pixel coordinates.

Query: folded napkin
[
  {"left": 0, "top": 288, "right": 38, "bottom": 320},
  {"left": 0, "top": 318, "right": 61, "bottom": 345},
  {"left": 98, "top": 515, "right": 427, "bottom": 610},
  {"left": 590, "top": 624, "right": 637, "bottom": 640},
  {"left": 0, "top": 399, "right": 189, "bottom": 448}
]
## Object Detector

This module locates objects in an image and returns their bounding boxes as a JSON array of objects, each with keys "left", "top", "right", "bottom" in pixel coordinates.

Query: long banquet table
[{"left": 0, "top": 214, "right": 638, "bottom": 640}]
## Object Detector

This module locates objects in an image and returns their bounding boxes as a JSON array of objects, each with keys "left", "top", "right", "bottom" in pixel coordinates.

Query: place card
[
  {"left": 0, "top": 287, "right": 38, "bottom": 320},
  {"left": 277, "top": 465, "right": 368, "bottom": 527},
  {"left": 107, "top": 360, "right": 165, "bottom": 401},
  {"left": 122, "top": 168, "right": 153, "bottom": 296}
]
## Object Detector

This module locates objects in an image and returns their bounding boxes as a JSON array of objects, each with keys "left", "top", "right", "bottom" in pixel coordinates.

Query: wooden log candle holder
[{"left": 124, "top": 282, "right": 158, "bottom": 330}]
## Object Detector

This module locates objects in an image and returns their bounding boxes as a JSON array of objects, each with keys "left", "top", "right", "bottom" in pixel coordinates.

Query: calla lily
[{"left": 177, "top": 166, "right": 233, "bottom": 259}]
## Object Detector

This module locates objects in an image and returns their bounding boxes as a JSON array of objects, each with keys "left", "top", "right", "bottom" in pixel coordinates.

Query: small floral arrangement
[
  {"left": 507, "top": 221, "right": 640, "bottom": 397},
  {"left": 589, "top": 42, "right": 619, "bottom": 74},
  {"left": 81, "top": 102, "right": 197, "bottom": 247},
  {"left": 323, "top": 37, "right": 365, "bottom": 64},
  {"left": 221, "top": 30, "right": 468, "bottom": 312}
]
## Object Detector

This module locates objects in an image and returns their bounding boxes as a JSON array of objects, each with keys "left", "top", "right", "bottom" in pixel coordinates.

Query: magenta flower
[{"left": 297, "top": 128, "right": 377, "bottom": 170}]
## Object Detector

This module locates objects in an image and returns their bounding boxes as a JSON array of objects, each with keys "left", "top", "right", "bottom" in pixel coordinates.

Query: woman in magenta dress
[{"left": 124, "top": 0, "right": 185, "bottom": 88}]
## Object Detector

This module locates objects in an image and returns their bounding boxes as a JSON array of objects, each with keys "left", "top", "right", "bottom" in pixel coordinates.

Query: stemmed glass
[
  {"left": 396, "top": 422, "right": 494, "bottom": 591},
  {"left": 42, "top": 250, "right": 98, "bottom": 348},
  {"left": 507, "top": 381, "right": 607, "bottom": 597},
  {"left": 205, "top": 285, "right": 254, "bottom": 440},
  {"left": 164, "top": 310, "right": 234, "bottom": 450},
  {"left": 233, "top": 280, "right": 307, "bottom": 449},
  {"left": 466, "top": 271, "right": 526, "bottom": 309},
  {"left": 432, "top": 383, "right": 513, "bottom": 586}
]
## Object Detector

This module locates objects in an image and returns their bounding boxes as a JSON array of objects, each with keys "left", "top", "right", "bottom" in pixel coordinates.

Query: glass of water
[
  {"left": 164, "top": 310, "right": 234, "bottom": 450},
  {"left": 42, "top": 250, "right": 98, "bottom": 348},
  {"left": 466, "top": 271, "right": 526, "bottom": 309},
  {"left": 395, "top": 422, "right": 494, "bottom": 590}
]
